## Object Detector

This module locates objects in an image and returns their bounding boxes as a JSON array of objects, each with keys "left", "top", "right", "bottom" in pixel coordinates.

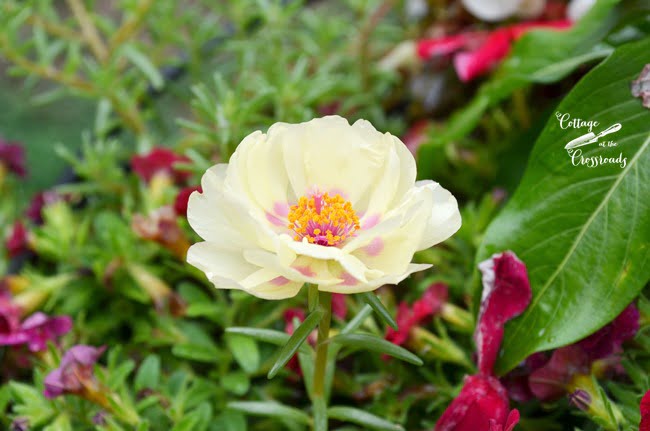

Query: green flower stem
[{"left": 312, "top": 290, "right": 332, "bottom": 431}]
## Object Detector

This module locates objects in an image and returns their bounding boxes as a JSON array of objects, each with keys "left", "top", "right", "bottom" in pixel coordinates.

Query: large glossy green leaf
[{"left": 477, "top": 37, "right": 650, "bottom": 374}]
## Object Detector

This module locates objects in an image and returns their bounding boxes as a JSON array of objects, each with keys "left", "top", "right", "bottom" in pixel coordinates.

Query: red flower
[
  {"left": 386, "top": 283, "right": 448, "bottom": 346},
  {"left": 417, "top": 20, "right": 571, "bottom": 82},
  {"left": 528, "top": 304, "right": 639, "bottom": 401},
  {"left": 435, "top": 251, "right": 530, "bottom": 431},
  {"left": 131, "top": 147, "right": 190, "bottom": 183},
  {"left": 174, "top": 186, "right": 202, "bottom": 217},
  {"left": 0, "top": 140, "right": 27, "bottom": 177},
  {"left": 435, "top": 375, "right": 519, "bottom": 431},
  {"left": 6, "top": 222, "right": 28, "bottom": 258},
  {"left": 640, "top": 390, "right": 650, "bottom": 431},
  {"left": 476, "top": 252, "right": 532, "bottom": 376}
]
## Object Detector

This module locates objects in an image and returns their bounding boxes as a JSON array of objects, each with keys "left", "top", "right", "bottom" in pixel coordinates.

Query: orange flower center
[{"left": 287, "top": 193, "right": 360, "bottom": 246}]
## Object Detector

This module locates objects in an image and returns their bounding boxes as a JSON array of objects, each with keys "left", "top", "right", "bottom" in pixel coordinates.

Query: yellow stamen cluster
[{"left": 287, "top": 193, "right": 360, "bottom": 246}]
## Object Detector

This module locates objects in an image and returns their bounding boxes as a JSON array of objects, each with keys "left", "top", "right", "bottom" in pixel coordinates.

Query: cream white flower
[
  {"left": 462, "top": 0, "right": 593, "bottom": 21},
  {"left": 186, "top": 116, "right": 461, "bottom": 299}
]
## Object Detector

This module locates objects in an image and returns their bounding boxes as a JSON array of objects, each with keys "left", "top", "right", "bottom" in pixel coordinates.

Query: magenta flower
[
  {"left": 528, "top": 304, "right": 639, "bottom": 401},
  {"left": 6, "top": 221, "right": 28, "bottom": 258},
  {"left": 417, "top": 20, "right": 571, "bottom": 82},
  {"left": 20, "top": 312, "right": 73, "bottom": 352},
  {"left": 641, "top": 390, "right": 650, "bottom": 431},
  {"left": 43, "top": 344, "right": 106, "bottom": 399},
  {"left": 386, "top": 283, "right": 448, "bottom": 346},
  {"left": 131, "top": 147, "right": 190, "bottom": 184},
  {"left": 0, "top": 296, "right": 26, "bottom": 346},
  {"left": 435, "top": 252, "right": 531, "bottom": 431},
  {"left": 0, "top": 292, "right": 72, "bottom": 352},
  {"left": 0, "top": 140, "right": 27, "bottom": 177}
]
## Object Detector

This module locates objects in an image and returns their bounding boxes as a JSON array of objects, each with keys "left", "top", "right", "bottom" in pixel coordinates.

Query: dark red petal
[
  {"left": 131, "top": 147, "right": 190, "bottom": 183},
  {"left": 6, "top": 222, "right": 28, "bottom": 258},
  {"left": 436, "top": 375, "right": 509, "bottom": 431},
  {"left": 476, "top": 252, "right": 532, "bottom": 375},
  {"left": 174, "top": 186, "right": 202, "bottom": 217},
  {"left": 578, "top": 303, "right": 639, "bottom": 360},
  {"left": 642, "top": 391, "right": 650, "bottom": 431},
  {"left": 385, "top": 302, "right": 416, "bottom": 346},
  {"left": 641, "top": 389, "right": 650, "bottom": 416},
  {"left": 529, "top": 345, "right": 588, "bottom": 401},
  {"left": 0, "top": 140, "right": 27, "bottom": 177}
]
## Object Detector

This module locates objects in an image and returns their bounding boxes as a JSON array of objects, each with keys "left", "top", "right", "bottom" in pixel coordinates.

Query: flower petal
[
  {"left": 476, "top": 251, "right": 532, "bottom": 375},
  {"left": 461, "top": 0, "right": 522, "bottom": 22},
  {"left": 187, "top": 242, "right": 259, "bottom": 290},
  {"left": 416, "top": 181, "right": 462, "bottom": 249}
]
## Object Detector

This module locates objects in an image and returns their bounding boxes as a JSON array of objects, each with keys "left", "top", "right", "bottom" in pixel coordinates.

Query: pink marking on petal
[
  {"left": 362, "top": 214, "right": 381, "bottom": 230},
  {"left": 266, "top": 212, "right": 286, "bottom": 227},
  {"left": 294, "top": 266, "right": 316, "bottom": 277},
  {"left": 270, "top": 276, "right": 290, "bottom": 286},
  {"left": 340, "top": 272, "right": 358, "bottom": 286},
  {"left": 363, "top": 237, "right": 384, "bottom": 256},
  {"left": 273, "top": 202, "right": 289, "bottom": 217}
]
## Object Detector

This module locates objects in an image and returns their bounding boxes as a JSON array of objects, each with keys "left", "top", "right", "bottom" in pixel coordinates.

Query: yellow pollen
[{"left": 287, "top": 192, "right": 360, "bottom": 247}]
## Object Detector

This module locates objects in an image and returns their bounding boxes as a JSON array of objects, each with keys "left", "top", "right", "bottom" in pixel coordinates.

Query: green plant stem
[
  {"left": 312, "top": 290, "right": 332, "bottom": 431},
  {"left": 65, "top": 0, "right": 108, "bottom": 62}
]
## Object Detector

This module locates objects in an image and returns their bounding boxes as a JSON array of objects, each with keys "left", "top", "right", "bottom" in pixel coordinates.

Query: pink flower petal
[
  {"left": 417, "top": 32, "right": 487, "bottom": 59},
  {"left": 453, "top": 29, "right": 512, "bottom": 82},
  {"left": 476, "top": 252, "right": 532, "bottom": 376},
  {"left": 412, "top": 283, "right": 448, "bottom": 322}
]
